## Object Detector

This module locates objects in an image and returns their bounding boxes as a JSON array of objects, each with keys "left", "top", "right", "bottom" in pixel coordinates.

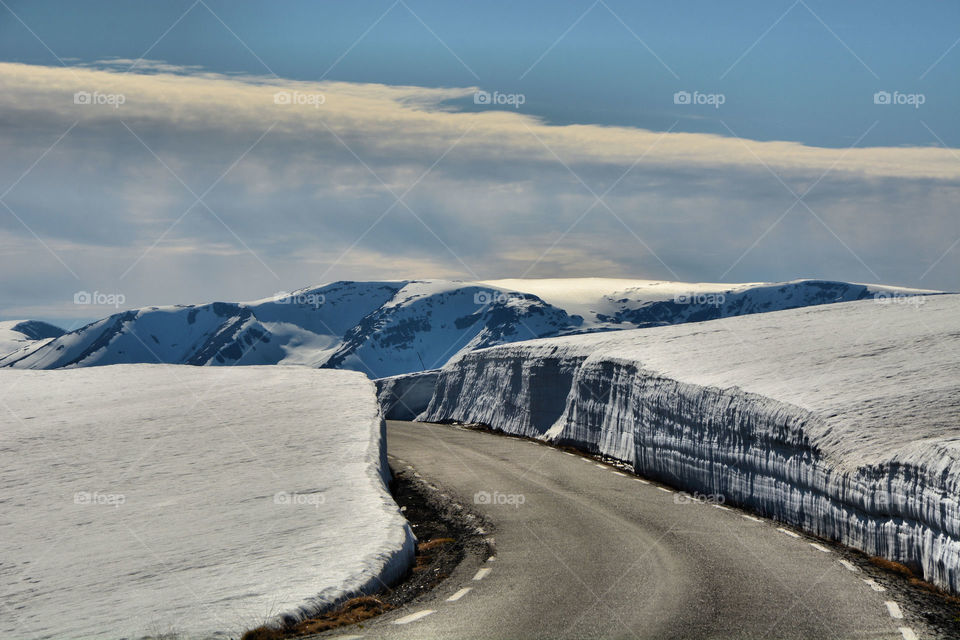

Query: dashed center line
[
  {"left": 777, "top": 527, "right": 801, "bottom": 538},
  {"left": 900, "top": 627, "right": 918, "bottom": 640},
  {"left": 742, "top": 514, "right": 763, "bottom": 523},
  {"left": 839, "top": 559, "right": 858, "bottom": 572},
  {"left": 473, "top": 567, "right": 492, "bottom": 581},
  {"left": 810, "top": 543, "right": 832, "bottom": 553},
  {"left": 885, "top": 601, "right": 904, "bottom": 619},
  {"left": 394, "top": 610, "right": 435, "bottom": 625},
  {"left": 446, "top": 587, "right": 472, "bottom": 602},
  {"left": 864, "top": 578, "right": 887, "bottom": 592}
]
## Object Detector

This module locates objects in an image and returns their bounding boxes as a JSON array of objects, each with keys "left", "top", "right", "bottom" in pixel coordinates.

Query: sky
[{"left": 0, "top": 0, "right": 958, "bottom": 328}]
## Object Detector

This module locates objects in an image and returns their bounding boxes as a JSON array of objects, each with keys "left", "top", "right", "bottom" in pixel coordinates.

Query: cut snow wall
[
  {"left": 422, "top": 346, "right": 960, "bottom": 593},
  {"left": 274, "top": 409, "right": 416, "bottom": 628},
  {"left": 375, "top": 370, "right": 441, "bottom": 420}
]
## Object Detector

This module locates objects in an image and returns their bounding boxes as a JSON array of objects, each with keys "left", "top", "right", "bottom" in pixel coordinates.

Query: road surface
[{"left": 323, "top": 420, "right": 921, "bottom": 639}]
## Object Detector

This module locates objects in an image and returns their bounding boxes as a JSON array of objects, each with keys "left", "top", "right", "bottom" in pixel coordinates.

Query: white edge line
[
  {"left": 777, "top": 527, "right": 801, "bottom": 538},
  {"left": 885, "top": 600, "right": 904, "bottom": 619},
  {"left": 712, "top": 504, "right": 731, "bottom": 511},
  {"left": 446, "top": 587, "right": 472, "bottom": 602},
  {"left": 810, "top": 543, "right": 832, "bottom": 553},
  {"left": 394, "top": 609, "right": 435, "bottom": 625},
  {"left": 742, "top": 514, "right": 764, "bottom": 523},
  {"left": 839, "top": 559, "right": 858, "bottom": 572}
]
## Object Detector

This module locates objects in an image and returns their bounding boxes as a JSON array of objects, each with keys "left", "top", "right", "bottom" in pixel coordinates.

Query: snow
[
  {"left": 0, "top": 319, "right": 63, "bottom": 359},
  {"left": 0, "top": 365, "right": 414, "bottom": 639},
  {"left": 421, "top": 294, "right": 960, "bottom": 592},
  {"left": 1, "top": 279, "right": 942, "bottom": 379},
  {"left": 376, "top": 370, "right": 440, "bottom": 420}
]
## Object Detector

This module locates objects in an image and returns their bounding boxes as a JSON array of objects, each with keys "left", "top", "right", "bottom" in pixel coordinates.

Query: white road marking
[
  {"left": 777, "top": 527, "right": 801, "bottom": 538},
  {"left": 810, "top": 543, "right": 832, "bottom": 553},
  {"left": 473, "top": 567, "right": 492, "bottom": 581},
  {"left": 634, "top": 478, "right": 649, "bottom": 484},
  {"left": 447, "top": 587, "right": 472, "bottom": 602},
  {"left": 394, "top": 610, "right": 435, "bottom": 625},
  {"left": 899, "top": 627, "right": 918, "bottom": 640},
  {"left": 563, "top": 452, "right": 575, "bottom": 456},
  {"left": 329, "top": 635, "right": 364, "bottom": 640},
  {"left": 712, "top": 504, "right": 731, "bottom": 511},
  {"left": 595, "top": 464, "right": 607, "bottom": 469},
  {"left": 839, "top": 560, "right": 858, "bottom": 572},
  {"left": 742, "top": 515, "right": 763, "bottom": 523},
  {"left": 614, "top": 472, "right": 629, "bottom": 477},
  {"left": 885, "top": 601, "right": 904, "bottom": 619},
  {"left": 580, "top": 458, "right": 591, "bottom": 463},
  {"left": 658, "top": 487, "right": 672, "bottom": 493},
  {"left": 864, "top": 578, "right": 887, "bottom": 592}
]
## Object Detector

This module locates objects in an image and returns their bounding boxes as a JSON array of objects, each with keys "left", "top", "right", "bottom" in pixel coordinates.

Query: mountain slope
[
  {"left": 0, "top": 320, "right": 65, "bottom": 359},
  {"left": 0, "top": 279, "right": 941, "bottom": 377}
]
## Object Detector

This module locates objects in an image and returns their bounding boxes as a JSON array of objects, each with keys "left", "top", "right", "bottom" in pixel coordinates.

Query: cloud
[{"left": 0, "top": 61, "right": 957, "bottom": 324}]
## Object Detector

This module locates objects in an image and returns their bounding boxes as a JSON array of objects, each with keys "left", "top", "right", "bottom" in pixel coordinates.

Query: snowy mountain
[
  {"left": 420, "top": 294, "right": 960, "bottom": 593},
  {"left": 0, "top": 319, "right": 64, "bottom": 358},
  {"left": 0, "top": 279, "right": 941, "bottom": 378}
]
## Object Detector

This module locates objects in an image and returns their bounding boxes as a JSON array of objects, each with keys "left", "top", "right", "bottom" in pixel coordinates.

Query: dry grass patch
[{"left": 241, "top": 596, "right": 392, "bottom": 640}]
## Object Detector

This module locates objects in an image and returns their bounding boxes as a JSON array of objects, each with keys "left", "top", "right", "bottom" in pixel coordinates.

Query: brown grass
[
  {"left": 240, "top": 537, "right": 458, "bottom": 638},
  {"left": 241, "top": 596, "right": 392, "bottom": 640},
  {"left": 417, "top": 537, "right": 455, "bottom": 552},
  {"left": 869, "top": 556, "right": 916, "bottom": 578}
]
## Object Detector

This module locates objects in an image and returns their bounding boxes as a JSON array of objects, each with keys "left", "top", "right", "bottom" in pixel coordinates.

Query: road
[{"left": 328, "top": 421, "right": 920, "bottom": 639}]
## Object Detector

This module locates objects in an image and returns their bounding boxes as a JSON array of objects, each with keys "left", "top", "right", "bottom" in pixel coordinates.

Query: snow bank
[
  {"left": 0, "top": 365, "right": 414, "bottom": 639},
  {"left": 376, "top": 370, "right": 440, "bottom": 420},
  {"left": 422, "top": 294, "right": 960, "bottom": 592}
]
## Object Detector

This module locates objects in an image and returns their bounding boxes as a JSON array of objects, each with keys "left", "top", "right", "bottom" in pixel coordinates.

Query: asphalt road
[{"left": 327, "top": 421, "right": 922, "bottom": 640}]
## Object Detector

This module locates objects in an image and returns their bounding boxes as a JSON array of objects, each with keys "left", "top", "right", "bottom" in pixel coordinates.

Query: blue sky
[
  {"left": 3, "top": 0, "right": 957, "bottom": 146},
  {"left": 0, "top": 1, "right": 958, "bottom": 327}
]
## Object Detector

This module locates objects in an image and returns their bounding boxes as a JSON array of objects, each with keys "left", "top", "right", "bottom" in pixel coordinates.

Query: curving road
[{"left": 323, "top": 421, "right": 922, "bottom": 639}]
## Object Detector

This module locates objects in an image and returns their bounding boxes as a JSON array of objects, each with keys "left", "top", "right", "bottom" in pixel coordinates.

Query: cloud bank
[{"left": 0, "top": 61, "right": 957, "bottom": 323}]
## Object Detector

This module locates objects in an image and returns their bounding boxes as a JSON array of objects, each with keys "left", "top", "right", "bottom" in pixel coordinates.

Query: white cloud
[{"left": 0, "top": 61, "right": 957, "bottom": 324}]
